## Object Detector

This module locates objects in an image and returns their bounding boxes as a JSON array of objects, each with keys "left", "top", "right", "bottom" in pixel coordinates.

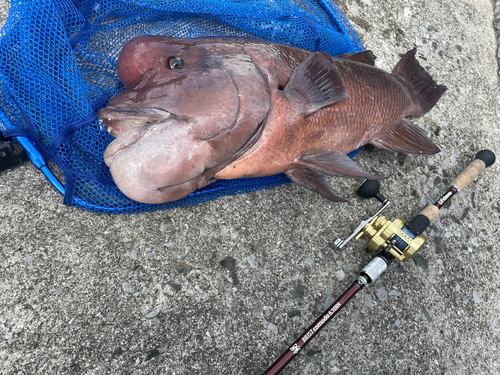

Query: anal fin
[
  {"left": 294, "top": 150, "right": 385, "bottom": 180},
  {"left": 370, "top": 119, "right": 440, "bottom": 154},
  {"left": 286, "top": 167, "right": 348, "bottom": 202}
]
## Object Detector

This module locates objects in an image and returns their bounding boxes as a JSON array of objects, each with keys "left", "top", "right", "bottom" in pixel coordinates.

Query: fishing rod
[{"left": 263, "top": 149, "right": 495, "bottom": 375}]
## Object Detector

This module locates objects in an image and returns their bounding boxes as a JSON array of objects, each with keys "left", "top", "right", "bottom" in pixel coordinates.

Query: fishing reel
[
  {"left": 354, "top": 212, "right": 426, "bottom": 262},
  {"left": 335, "top": 150, "right": 496, "bottom": 262},
  {"left": 335, "top": 179, "right": 427, "bottom": 262}
]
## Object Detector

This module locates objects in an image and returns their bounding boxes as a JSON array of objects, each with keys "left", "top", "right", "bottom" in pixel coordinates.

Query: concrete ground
[{"left": 1, "top": 0, "right": 499, "bottom": 374}]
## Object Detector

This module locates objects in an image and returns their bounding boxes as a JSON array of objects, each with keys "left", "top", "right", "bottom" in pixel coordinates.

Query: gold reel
[{"left": 356, "top": 216, "right": 426, "bottom": 262}]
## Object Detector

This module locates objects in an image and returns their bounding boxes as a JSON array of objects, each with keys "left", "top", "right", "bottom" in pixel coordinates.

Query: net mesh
[{"left": 0, "top": 0, "right": 363, "bottom": 214}]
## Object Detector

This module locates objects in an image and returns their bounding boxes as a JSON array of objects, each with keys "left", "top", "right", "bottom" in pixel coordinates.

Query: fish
[{"left": 98, "top": 36, "right": 446, "bottom": 204}]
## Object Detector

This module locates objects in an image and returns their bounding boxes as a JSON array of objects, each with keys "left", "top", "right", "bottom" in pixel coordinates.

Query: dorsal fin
[
  {"left": 337, "top": 50, "right": 377, "bottom": 65},
  {"left": 285, "top": 52, "right": 349, "bottom": 116}
]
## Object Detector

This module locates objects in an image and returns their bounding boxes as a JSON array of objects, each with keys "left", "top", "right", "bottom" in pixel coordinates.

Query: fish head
[
  {"left": 102, "top": 117, "right": 220, "bottom": 204},
  {"left": 98, "top": 36, "right": 270, "bottom": 203},
  {"left": 100, "top": 36, "right": 240, "bottom": 136}
]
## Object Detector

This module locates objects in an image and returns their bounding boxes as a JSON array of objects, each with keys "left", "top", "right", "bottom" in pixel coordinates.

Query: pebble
[
  {"left": 292, "top": 283, "right": 305, "bottom": 299},
  {"left": 352, "top": 310, "right": 360, "bottom": 320},
  {"left": 413, "top": 255, "right": 429, "bottom": 270},
  {"left": 376, "top": 288, "right": 388, "bottom": 301},
  {"left": 473, "top": 291, "right": 481, "bottom": 304},
  {"left": 267, "top": 322, "right": 278, "bottom": 335},
  {"left": 335, "top": 270, "right": 345, "bottom": 280},
  {"left": 122, "top": 283, "right": 135, "bottom": 293},
  {"left": 364, "top": 294, "right": 373, "bottom": 310},
  {"left": 304, "top": 257, "right": 314, "bottom": 265},
  {"left": 247, "top": 254, "right": 256, "bottom": 268},
  {"left": 434, "top": 237, "right": 447, "bottom": 253},
  {"left": 7, "top": 336, "right": 18, "bottom": 345},
  {"left": 324, "top": 296, "right": 335, "bottom": 310},
  {"left": 421, "top": 306, "right": 433, "bottom": 322},
  {"left": 37, "top": 357, "right": 49, "bottom": 370}
]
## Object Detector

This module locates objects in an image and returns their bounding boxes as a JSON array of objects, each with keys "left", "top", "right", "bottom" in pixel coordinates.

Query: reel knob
[{"left": 357, "top": 179, "right": 388, "bottom": 204}]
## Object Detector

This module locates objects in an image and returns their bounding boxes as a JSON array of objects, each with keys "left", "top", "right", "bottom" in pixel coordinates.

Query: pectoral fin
[
  {"left": 285, "top": 52, "right": 349, "bottom": 117},
  {"left": 294, "top": 150, "right": 385, "bottom": 180},
  {"left": 286, "top": 167, "right": 348, "bottom": 202},
  {"left": 370, "top": 119, "right": 440, "bottom": 154}
]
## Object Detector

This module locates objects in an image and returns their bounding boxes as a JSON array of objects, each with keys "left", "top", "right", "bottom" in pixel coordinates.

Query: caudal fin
[{"left": 392, "top": 48, "right": 447, "bottom": 116}]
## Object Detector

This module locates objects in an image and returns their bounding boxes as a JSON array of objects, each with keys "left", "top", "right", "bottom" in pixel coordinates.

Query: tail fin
[{"left": 392, "top": 48, "right": 447, "bottom": 116}]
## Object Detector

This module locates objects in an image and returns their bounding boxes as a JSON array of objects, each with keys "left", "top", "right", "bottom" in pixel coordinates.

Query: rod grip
[
  {"left": 450, "top": 159, "right": 486, "bottom": 191},
  {"left": 451, "top": 150, "right": 495, "bottom": 190},
  {"left": 415, "top": 150, "right": 495, "bottom": 228}
]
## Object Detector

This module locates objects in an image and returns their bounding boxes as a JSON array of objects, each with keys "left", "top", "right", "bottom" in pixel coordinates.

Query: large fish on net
[{"left": 98, "top": 36, "right": 446, "bottom": 204}]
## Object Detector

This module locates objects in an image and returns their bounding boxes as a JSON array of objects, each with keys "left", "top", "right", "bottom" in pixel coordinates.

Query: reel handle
[
  {"left": 357, "top": 179, "right": 388, "bottom": 204},
  {"left": 411, "top": 150, "right": 495, "bottom": 234}
]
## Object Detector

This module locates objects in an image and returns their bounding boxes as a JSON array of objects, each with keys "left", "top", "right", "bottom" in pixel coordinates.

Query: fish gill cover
[{"left": 0, "top": 0, "right": 363, "bottom": 213}]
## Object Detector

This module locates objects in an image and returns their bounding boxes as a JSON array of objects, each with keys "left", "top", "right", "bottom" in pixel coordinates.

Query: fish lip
[
  {"left": 98, "top": 106, "right": 177, "bottom": 136},
  {"left": 103, "top": 123, "right": 157, "bottom": 165}
]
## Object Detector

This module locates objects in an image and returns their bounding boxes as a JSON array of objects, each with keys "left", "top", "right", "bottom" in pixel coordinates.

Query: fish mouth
[
  {"left": 98, "top": 106, "right": 175, "bottom": 137},
  {"left": 103, "top": 123, "right": 157, "bottom": 165}
]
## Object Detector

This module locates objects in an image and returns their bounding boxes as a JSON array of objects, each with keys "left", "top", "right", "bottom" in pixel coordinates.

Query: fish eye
[{"left": 167, "top": 56, "right": 184, "bottom": 70}]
